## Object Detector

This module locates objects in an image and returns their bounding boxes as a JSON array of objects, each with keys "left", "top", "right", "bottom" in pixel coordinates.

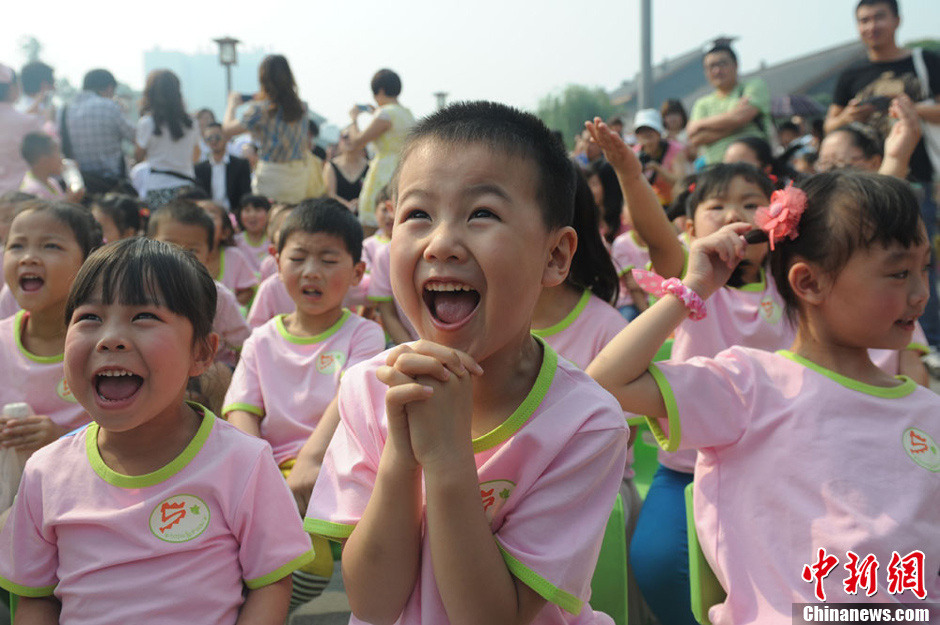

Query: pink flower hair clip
[{"left": 753, "top": 182, "right": 807, "bottom": 250}]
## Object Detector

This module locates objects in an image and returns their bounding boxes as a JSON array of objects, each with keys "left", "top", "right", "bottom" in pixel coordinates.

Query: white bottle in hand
[{"left": 0, "top": 402, "right": 33, "bottom": 512}]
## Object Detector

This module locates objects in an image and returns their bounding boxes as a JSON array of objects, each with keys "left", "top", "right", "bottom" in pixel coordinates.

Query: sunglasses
[{"left": 206, "top": 134, "right": 223, "bottom": 142}]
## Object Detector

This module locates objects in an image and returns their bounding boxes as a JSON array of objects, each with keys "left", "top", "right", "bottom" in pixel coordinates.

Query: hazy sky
[{"left": 2, "top": 0, "right": 937, "bottom": 126}]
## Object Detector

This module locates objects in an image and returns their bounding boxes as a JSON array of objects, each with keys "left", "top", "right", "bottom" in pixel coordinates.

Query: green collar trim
[
  {"left": 276, "top": 309, "right": 350, "bottom": 344},
  {"left": 374, "top": 234, "right": 390, "bottom": 244},
  {"left": 778, "top": 350, "right": 916, "bottom": 398},
  {"left": 87, "top": 403, "right": 216, "bottom": 488},
  {"left": 472, "top": 337, "right": 557, "bottom": 453},
  {"left": 531, "top": 290, "right": 590, "bottom": 338},
  {"left": 215, "top": 248, "right": 226, "bottom": 282},
  {"left": 731, "top": 266, "right": 766, "bottom": 292},
  {"left": 243, "top": 233, "right": 266, "bottom": 248},
  {"left": 14, "top": 310, "right": 63, "bottom": 364}
]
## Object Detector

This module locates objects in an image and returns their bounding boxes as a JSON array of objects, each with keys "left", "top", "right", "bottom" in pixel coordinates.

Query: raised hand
[
  {"left": 683, "top": 222, "right": 753, "bottom": 300},
  {"left": 585, "top": 117, "right": 644, "bottom": 179}
]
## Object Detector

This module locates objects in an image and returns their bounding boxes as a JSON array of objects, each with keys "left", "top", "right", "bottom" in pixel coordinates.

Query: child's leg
[{"left": 629, "top": 465, "right": 696, "bottom": 625}]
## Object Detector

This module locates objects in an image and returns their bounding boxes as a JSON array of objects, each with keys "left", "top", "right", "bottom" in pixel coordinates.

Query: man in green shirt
[{"left": 687, "top": 44, "right": 771, "bottom": 165}]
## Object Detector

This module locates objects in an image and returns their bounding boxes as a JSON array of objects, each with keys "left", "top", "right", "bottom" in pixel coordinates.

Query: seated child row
[{"left": 0, "top": 101, "right": 936, "bottom": 625}]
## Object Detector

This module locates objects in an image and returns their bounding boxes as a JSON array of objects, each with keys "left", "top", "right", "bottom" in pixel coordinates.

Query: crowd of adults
[{"left": 0, "top": 56, "right": 413, "bottom": 237}]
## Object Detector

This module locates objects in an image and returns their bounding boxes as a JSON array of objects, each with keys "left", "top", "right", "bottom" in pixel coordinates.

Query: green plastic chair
[
  {"left": 684, "top": 483, "right": 726, "bottom": 625},
  {"left": 589, "top": 493, "right": 628, "bottom": 625},
  {"left": 630, "top": 423, "right": 659, "bottom": 501}
]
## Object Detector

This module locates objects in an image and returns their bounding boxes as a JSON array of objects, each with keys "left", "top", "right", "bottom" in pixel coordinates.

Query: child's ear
[
  {"left": 350, "top": 260, "right": 366, "bottom": 286},
  {"left": 684, "top": 217, "right": 696, "bottom": 238},
  {"left": 788, "top": 260, "right": 829, "bottom": 306},
  {"left": 189, "top": 333, "right": 220, "bottom": 378},
  {"left": 542, "top": 226, "right": 577, "bottom": 288}
]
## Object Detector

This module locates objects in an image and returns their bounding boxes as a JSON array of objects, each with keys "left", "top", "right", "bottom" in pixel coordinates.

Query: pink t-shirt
[
  {"left": 648, "top": 347, "right": 940, "bottom": 625},
  {"left": 259, "top": 253, "right": 278, "bottom": 280},
  {"left": 870, "top": 321, "right": 929, "bottom": 375},
  {"left": 0, "top": 311, "right": 88, "bottom": 431},
  {"left": 19, "top": 171, "right": 65, "bottom": 200},
  {"left": 660, "top": 269, "right": 796, "bottom": 473},
  {"left": 306, "top": 342, "right": 628, "bottom": 625},
  {"left": 610, "top": 231, "right": 650, "bottom": 308},
  {"left": 0, "top": 409, "right": 315, "bottom": 625},
  {"left": 247, "top": 274, "right": 294, "bottom": 329},
  {"left": 368, "top": 242, "right": 418, "bottom": 341},
  {"left": 532, "top": 290, "right": 634, "bottom": 479},
  {"left": 234, "top": 232, "right": 270, "bottom": 273},
  {"left": 361, "top": 232, "right": 390, "bottom": 272},
  {"left": 214, "top": 281, "right": 251, "bottom": 368},
  {"left": 0, "top": 284, "right": 19, "bottom": 320},
  {"left": 217, "top": 246, "right": 258, "bottom": 295},
  {"left": 223, "top": 311, "right": 385, "bottom": 465}
]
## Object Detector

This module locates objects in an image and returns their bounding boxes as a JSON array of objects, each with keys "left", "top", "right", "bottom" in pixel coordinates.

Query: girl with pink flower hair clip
[{"left": 589, "top": 170, "right": 940, "bottom": 624}]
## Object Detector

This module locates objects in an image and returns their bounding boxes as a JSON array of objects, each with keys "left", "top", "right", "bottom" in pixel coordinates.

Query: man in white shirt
[{"left": 195, "top": 122, "right": 252, "bottom": 210}]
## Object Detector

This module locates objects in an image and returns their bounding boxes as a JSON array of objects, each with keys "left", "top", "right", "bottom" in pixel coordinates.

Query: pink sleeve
[
  {"left": 233, "top": 248, "right": 259, "bottom": 292},
  {"left": 495, "top": 426, "right": 627, "bottom": 608},
  {"left": 222, "top": 334, "right": 264, "bottom": 417},
  {"left": 0, "top": 463, "right": 58, "bottom": 595},
  {"left": 646, "top": 348, "right": 754, "bottom": 452},
  {"left": 367, "top": 247, "right": 393, "bottom": 301},
  {"left": 304, "top": 363, "right": 384, "bottom": 538},
  {"left": 232, "top": 450, "right": 314, "bottom": 587},
  {"left": 215, "top": 284, "right": 251, "bottom": 351},
  {"left": 346, "top": 321, "right": 386, "bottom": 369}
]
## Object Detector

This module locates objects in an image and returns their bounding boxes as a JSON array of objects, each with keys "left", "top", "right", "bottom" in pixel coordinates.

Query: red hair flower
[
  {"left": 688, "top": 183, "right": 696, "bottom": 193},
  {"left": 754, "top": 182, "right": 807, "bottom": 250}
]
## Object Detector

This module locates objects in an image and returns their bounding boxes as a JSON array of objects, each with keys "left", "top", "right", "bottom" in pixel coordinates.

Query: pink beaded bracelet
[{"left": 631, "top": 269, "right": 707, "bottom": 321}]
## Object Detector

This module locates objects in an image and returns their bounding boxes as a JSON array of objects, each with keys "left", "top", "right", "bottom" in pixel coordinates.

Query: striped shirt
[{"left": 241, "top": 101, "right": 306, "bottom": 163}]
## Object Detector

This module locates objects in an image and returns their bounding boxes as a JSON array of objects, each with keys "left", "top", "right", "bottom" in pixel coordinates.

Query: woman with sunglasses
[{"left": 323, "top": 127, "right": 369, "bottom": 213}]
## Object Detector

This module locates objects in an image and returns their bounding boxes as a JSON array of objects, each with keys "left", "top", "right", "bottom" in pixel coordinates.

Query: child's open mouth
[
  {"left": 95, "top": 369, "right": 144, "bottom": 403},
  {"left": 424, "top": 282, "right": 480, "bottom": 326},
  {"left": 19, "top": 275, "right": 44, "bottom": 292},
  {"left": 301, "top": 287, "right": 322, "bottom": 298}
]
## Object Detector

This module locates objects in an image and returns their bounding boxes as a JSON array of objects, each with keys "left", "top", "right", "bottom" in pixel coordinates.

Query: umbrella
[{"left": 771, "top": 95, "right": 826, "bottom": 117}]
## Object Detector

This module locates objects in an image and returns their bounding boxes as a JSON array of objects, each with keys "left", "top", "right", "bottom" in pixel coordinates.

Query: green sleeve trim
[
  {"left": 14, "top": 310, "right": 64, "bottom": 364},
  {"left": 222, "top": 403, "right": 264, "bottom": 418},
  {"left": 87, "top": 403, "right": 216, "bottom": 488},
  {"left": 276, "top": 310, "right": 350, "bottom": 344},
  {"left": 245, "top": 550, "right": 316, "bottom": 589},
  {"left": 495, "top": 541, "right": 583, "bottom": 614},
  {"left": 645, "top": 364, "right": 682, "bottom": 452},
  {"left": 617, "top": 264, "right": 635, "bottom": 277},
  {"left": 367, "top": 295, "right": 393, "bottom": 302},
  {"left": 304, "top": 518, "right": 355, "bottom": 539},
  {"left": 908, "top": 342, "right": 930, "bottom": 355},
  {"left": 626, "top": 414, "right": 647, "bottom": 426},
  {"left": 778, "top": 350, "right": 916, "bottom": 398},
  {"left": 472, "top": 338, "right": 557, "bottom": 453},
  {"left": 531, "top": 290, "right": 590, "bottom": 338},
  {"left": 0, "top": 578, "right": 56, "bottom": 598}
]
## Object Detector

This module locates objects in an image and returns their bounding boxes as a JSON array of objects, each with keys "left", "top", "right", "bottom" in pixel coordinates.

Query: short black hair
[
  {"left": 66, "top": 237, "right": 217, "bottom": 342},
  {"left": 371, "top": 68, "right": 402, "bottom": 97},
  {"left": 147, "top": 199, "right": 215, "bottom": 251},
  {"left": 686, "top": 163, "right": 775, "bottom": 218},
  {"left": 205, "top": 122, "right": 223, "bottom": 132},
  {"left": 704, "top": 43, "right": 738, "bottom": 65},
  {"left": 277, "top": 197, "right": 363, "bottom": 262},
  {"left": 235, "top": 194, "right": 272, "bottom": 230},
  {"left": 20, "top": 62, "right": 54, "bottom": 96},
  {"left": 308, "top": 119, "right": 319, "bottom": 137},
  {"left": 397, "top": 100, "right": 576, "bottom": 231},
  {"left": 14, "top": 199, "right": 103, "bottom": 259},
  {"left": 770, "top": 171, "right": 923, "bottom": 323},
  {"left": 93, "top": 193, "right": 145, "bottom": 235},
  {"left": 176, "top": 186, "right": 210, "bottom": 201},
  {"left": 778, "top": 121, "right": 800, "bottom": 135},
  {"left": 82, "top": 69, "right": 117, "bottom": 93},
  {"left": 827, "top": 124, "right": 883, "bottom": 160},
  {"left": 857, "top": 0, "right": 898, "bottom": 17},
  {"left": 20, "top": 132, "right": 56, "bottom": 165}
]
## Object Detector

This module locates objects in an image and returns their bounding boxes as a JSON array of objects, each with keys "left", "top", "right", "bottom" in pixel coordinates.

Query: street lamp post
[
  {"left": 213, "top": 37, "right": 241, "bottom": 98},
  {"left": 433, "top": 92, "right": 448, "bottom": 110}
]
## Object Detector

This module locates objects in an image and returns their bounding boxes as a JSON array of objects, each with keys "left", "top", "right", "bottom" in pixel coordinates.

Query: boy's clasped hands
[{"left": 377, "top": 340, "right": 484, "bottom": 471}]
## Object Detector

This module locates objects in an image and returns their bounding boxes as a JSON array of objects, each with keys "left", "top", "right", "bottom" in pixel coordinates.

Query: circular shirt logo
[
  {"left": 56, "top": 378, "right": 78, "bottom": 403},
  {"left": 316, "top": 351, "right": 346, "bottom": 375},
  {"left": 902, "top": 428, "right": 940, "bottom": 472},
  {"left": 150, "top": 495, "right": 211, "bottom": 543},
  {"left": 759, "top": 293, "right": 782, "bottom": 324}
]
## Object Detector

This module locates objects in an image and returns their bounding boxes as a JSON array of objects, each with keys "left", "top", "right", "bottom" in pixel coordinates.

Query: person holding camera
[
  {"left": 345, "top": 68, "right": 414, "bottom": 234},
  {"left": 223, "top": 54, "right": 315, "bottom": 204},
  {"left": 632, "top": 109, "right": 689, "bottom": 207}
]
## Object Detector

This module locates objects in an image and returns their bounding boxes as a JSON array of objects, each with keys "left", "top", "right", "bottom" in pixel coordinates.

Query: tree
[
  {"left": 536, "top": 85, "right": 616, "bottom": 150},
  {"left": 905, "top": 39, "right": 940, "bottom": 54}
]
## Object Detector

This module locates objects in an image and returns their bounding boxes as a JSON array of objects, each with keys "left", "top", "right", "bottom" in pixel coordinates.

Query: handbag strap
[{"left": 911, "top": 48, "right": 933, "bottom": 100}]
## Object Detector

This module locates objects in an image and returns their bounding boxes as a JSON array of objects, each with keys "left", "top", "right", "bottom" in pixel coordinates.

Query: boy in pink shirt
[
  {"left": 306, "top": 102, "right": 628, "bottom": 625},
  {"left": 18, "top": 133, "right": 82, "bottom": 203}
]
